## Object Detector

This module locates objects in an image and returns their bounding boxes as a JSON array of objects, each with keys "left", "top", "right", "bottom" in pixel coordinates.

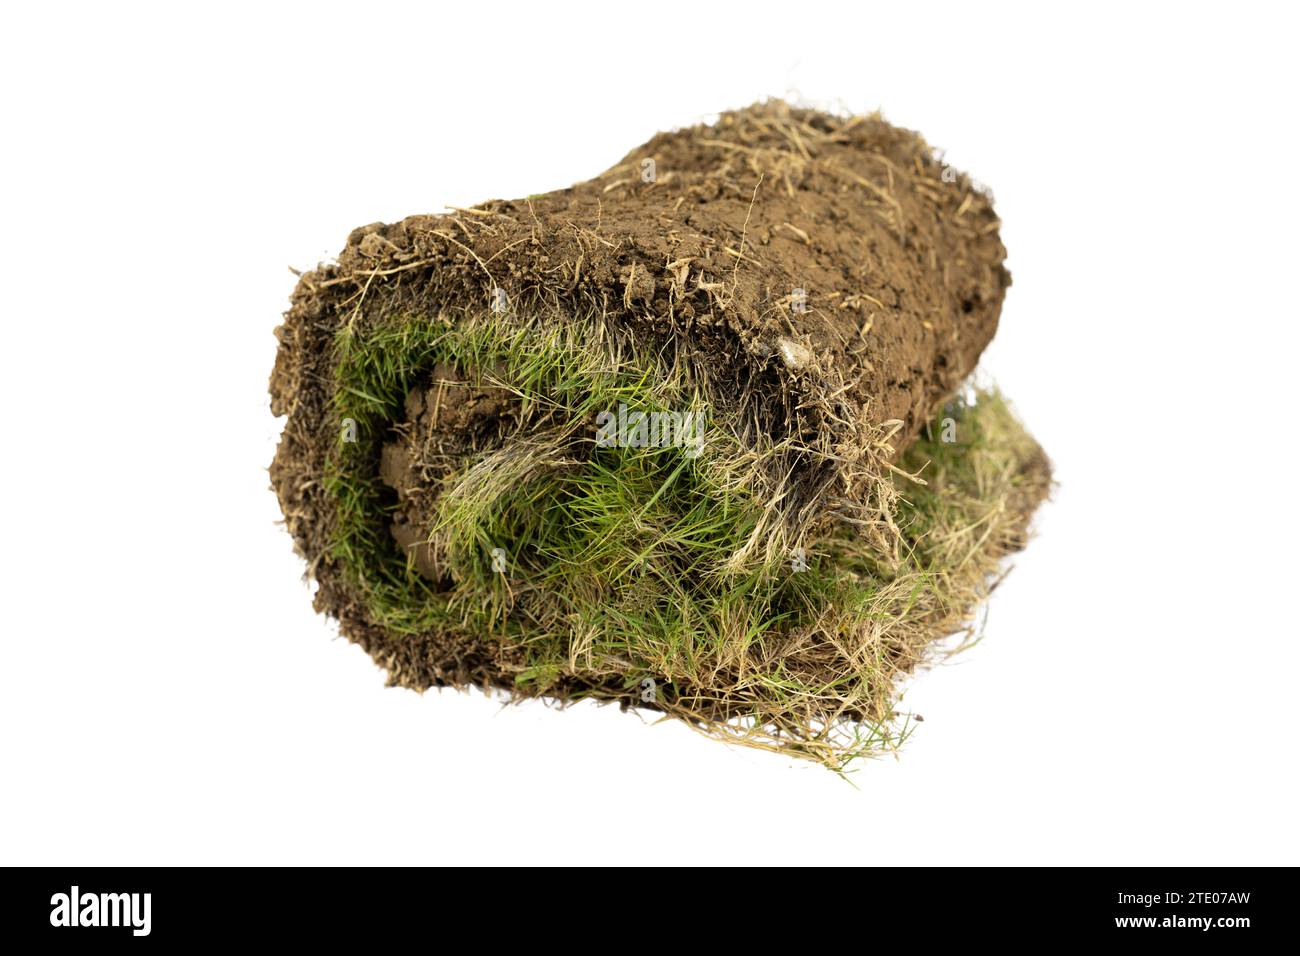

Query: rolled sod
[{"left": 270, "top": 102, "right": 1050, "bottom": 768}]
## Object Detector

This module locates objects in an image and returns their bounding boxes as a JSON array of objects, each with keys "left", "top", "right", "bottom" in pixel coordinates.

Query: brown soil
[
  {"left": 380, "top": 367, "right": 518, "bottom": 581},
  {"left": 270, "top": 100, "right": 1014, "bottom": 693}
]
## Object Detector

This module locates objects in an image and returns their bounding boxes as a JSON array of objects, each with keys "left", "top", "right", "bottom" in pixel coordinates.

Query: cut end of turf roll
[{"left": 270, "top": 101, "right": 1051, "bottom": 769}]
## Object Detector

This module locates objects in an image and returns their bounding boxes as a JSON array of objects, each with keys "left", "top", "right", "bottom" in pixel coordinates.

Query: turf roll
[{"left": 270, "top": 101, "right": 1051, "bottom": 768}]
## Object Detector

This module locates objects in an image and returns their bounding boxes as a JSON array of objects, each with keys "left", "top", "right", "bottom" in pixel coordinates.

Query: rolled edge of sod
[{"left": 270, "top": 101, "right": 1051, "bottom": 768}]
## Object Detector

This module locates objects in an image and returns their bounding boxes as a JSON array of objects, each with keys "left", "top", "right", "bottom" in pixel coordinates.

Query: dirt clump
[{"left": 380, "top": 365, "right": 518, "bottom": 580}]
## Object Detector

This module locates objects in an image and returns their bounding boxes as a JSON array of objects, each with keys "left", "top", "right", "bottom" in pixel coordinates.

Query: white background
[{"left": 2, "top": 2, "right": 1296, "bottom": 865}]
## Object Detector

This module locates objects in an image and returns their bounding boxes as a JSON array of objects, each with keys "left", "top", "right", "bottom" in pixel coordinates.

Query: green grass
[{"left": 323, "top": 310, "right": 1049, "bottom": 769}]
